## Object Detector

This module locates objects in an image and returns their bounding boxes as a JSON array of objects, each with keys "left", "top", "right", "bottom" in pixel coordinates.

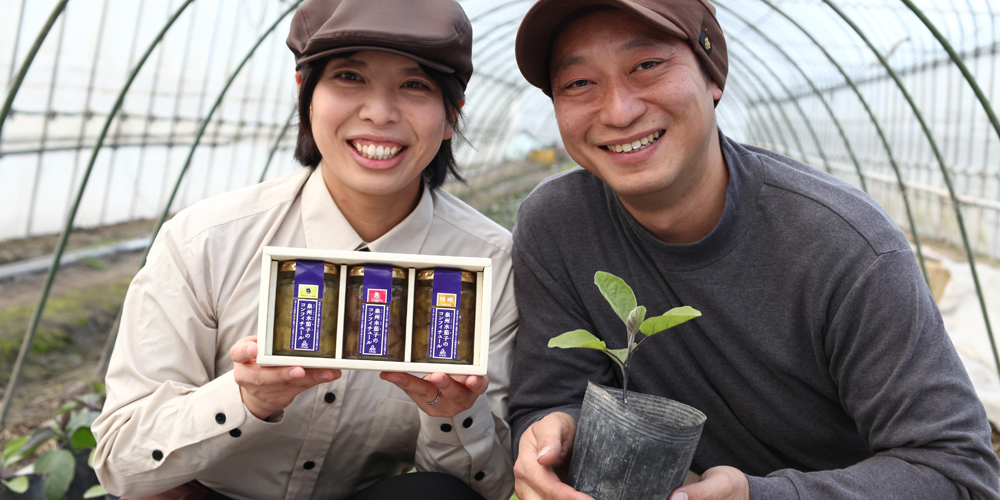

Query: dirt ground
[{"left": 0, "top": 220, "right": 150, "bottom": 459}]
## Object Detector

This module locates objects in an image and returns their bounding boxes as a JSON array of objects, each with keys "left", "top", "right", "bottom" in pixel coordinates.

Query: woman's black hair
[{"left": 293, "top": 54, "right": 466, "bottom": 190}]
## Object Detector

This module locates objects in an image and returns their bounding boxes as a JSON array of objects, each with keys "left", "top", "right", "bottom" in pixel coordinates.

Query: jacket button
[
  {"left": 215, "top": 412, "right": 226, "bottom": 425},
  {"left": 304, "top": 461, "right": 315, "bottom": 470},
  {"left": 463, "top": 417, "right": 473, "bottom": 428},
  {"left": 474, "top": 471, "right": 485, "bottom": 481},
  {"left": 152, "top": 450, "right": 163, "bottom": 461},
  {"left": 440, "top": 423, "right": 452, "bottom": 432},
  {"left": 229, "top": 428, "right": 242, "bottom": 438},
  {"left": 324, "top": 392, "right": 336, "bottom": 404}
]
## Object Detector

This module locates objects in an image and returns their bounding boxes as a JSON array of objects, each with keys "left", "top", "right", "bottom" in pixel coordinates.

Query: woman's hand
[
  {"left": 380, "top": 372, "right": 488, "bottom": 417},
  {"left": 231, "top": 336, "right": 341, "bottom": 420}
]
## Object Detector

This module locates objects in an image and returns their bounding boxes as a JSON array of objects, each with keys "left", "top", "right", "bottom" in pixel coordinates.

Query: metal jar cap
[
  {"left": 279, "top": 261, "right": 339, "bottom": 274},
  {"left": 348, "top": 265, "right": 407, "bottom": 279},
  {"left": 416, "top": 268, "right": 474, "bottom": 283}
]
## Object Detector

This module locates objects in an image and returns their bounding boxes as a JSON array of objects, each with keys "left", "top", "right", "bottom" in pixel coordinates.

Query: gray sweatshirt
[{"left": 508, "top": 132, "right": 1000, "bottom": 499}]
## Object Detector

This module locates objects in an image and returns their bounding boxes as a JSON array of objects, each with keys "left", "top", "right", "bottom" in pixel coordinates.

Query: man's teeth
[
  {"left": 354, "top": 142, "right": 402, "bottom": 160},
  {"left": 607, "top": 131, "right": 662, "bottom": 153}
]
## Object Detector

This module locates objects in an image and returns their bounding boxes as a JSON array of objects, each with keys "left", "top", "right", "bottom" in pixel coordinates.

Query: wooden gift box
[{"left": 256, "top": 246, "right": 492, "bottom": 375}]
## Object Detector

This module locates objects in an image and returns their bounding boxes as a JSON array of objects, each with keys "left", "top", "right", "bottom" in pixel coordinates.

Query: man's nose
[{"left": 598, "top": 82, "right": 645, "bottom": 129}]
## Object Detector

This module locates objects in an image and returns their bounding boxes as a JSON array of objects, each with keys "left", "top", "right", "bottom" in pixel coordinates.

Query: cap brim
[
  {"left": 515, "top": 0, "right": 687, "bottom": 94},
  {"left": 296, "top": 45, "right": 455, "bottom": 75}
]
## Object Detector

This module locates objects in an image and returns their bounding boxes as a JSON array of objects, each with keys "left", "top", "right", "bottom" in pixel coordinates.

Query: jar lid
[
  {"left": 348, "top": 265, "right": 407, "bottom": 279},
  {"left": 416, "top": 268, "right": 475, "bottom": 283},
  {"left": 279, "top": 261, "right": 339, "bottom": 274}
]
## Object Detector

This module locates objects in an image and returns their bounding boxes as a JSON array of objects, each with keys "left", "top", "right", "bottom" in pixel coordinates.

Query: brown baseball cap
[
  {"left": 287, "top": 0, "right": 474, "bottom": 89},
  {"left": 515, "top": 0, "right": 728, "bottom": 98}
]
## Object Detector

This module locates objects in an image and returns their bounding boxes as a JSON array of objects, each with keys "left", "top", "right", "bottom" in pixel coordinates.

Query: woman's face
[{"left": 310, "top": 51, "right": 452, "bottom": 204}]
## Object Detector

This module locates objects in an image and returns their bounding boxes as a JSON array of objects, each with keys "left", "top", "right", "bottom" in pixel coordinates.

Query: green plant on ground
[
  {"left": 2, "top": 381, "right": 108, "bottom": 500},
  {"left": 548, "top": 271, "right": 701, "bottom": 403}
]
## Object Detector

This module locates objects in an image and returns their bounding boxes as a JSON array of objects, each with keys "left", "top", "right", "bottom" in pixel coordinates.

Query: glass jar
[
  {"left": 342, "top": 265, "right": 408, "bottom": 361},
  {"left": 272, "top": 261, "right": 339, "bottom": 357},
  {"left": 411, "top": 268, "right": 476, "bottom": 365}
]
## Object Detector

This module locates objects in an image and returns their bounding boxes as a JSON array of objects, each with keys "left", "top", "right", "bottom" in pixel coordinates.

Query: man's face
[{"left": 549, "top": 8, "right": 723, "bottom": 207}]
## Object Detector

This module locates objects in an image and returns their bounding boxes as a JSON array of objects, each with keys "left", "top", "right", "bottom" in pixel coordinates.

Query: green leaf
[
  {"left": 70, "top": 427, "right": 97, "bottom": 451},
  {"left": 625, "top": 306, "right": 646, "bottom": 336},
  {"left": 66, "top": 409, "right": 99, "bottom": 438},
  {"left": 607, "top": 347, "right": 631, "bottom": 365},
  {"left": 1, "top": 476, "right": 29, "bottom": 494},
  {"left": 594, "top": 272, "right": 636, "bottom": 325},
  {"left": 54, "top": 400, "right": 80, "bottom": 416},
  {"left": 640, "top": 306, "right": 702, "bottom": 336},
  {"left": 84, "top": 484, "right": 109, "bottom": 498},
  {"left": 35, "top": 448, "right": 75, "bottom": 500},
  {"left": 89, "top": 448, "right": 97, "bottom": 468},
  {"left": 3, "top": 428, "right": 57, "bottom": 467},
  {"left": 2, "top": 436, "right": 30, "bottom": 466},
  {"left": 548, "top": 330, "right": 608, "bottom": 352}
]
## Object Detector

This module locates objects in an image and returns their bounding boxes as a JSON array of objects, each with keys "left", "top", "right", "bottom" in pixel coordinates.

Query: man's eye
[
  {"left": 635, "top": 61, "right": 659, "bottom": 71},
  {"left": 566, "top": 80, "right": 590, "bottom": 89}
]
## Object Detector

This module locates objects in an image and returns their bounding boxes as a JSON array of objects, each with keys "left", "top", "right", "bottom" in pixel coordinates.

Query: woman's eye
[
  {"left": 402, "top": 80, "right": 430, "bottom": 90},
  {"left": 335, "top": 71, "right": 362, "bottom": 81}
]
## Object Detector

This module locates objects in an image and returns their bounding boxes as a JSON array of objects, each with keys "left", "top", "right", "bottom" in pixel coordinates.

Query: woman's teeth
[
  {"left": 353, "top": 142, "right": 402, "bottom": 160},
  {"left": 607, "top": 130, "right": 662, "bottom": 153}
]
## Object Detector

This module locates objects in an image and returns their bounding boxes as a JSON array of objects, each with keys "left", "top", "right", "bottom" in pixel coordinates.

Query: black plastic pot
[
  {"left": 567, "top": 382, "right": 707, "bottom": 500},
  {"left": 0, "top": 474, "right": 43, "bottom": 500}
]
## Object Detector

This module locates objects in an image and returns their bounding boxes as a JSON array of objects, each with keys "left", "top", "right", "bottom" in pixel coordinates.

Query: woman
[{"left": 91, "top": 1, "right": 517, "bottom": 499}]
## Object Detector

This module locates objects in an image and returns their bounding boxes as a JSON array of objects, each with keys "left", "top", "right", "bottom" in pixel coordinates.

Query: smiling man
[{"left": 506, "top": 1, "right": 1000, "bottom": 499}]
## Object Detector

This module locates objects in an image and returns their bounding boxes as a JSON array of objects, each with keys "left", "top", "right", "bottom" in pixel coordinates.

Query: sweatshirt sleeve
[
  {"left": 507, "top": 200, "right": 621, "bottom": 457},
  {"left": 746, "top": 249, "right": 1000, "bottom": 500},
  {"left": 91, "top": 223, "right": 272, "bottom": 497}
]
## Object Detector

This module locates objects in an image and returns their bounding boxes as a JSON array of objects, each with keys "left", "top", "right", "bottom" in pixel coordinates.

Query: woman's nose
[{"left": 358, "top": 90, "right": 401, "bottom": 126}]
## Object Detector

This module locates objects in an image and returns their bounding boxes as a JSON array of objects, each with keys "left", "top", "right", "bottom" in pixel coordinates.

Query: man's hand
[
  {"left": 231, "top": 336, "right": 341, "bottom": 420},
  {"left": 669, "top": 466, "right": 749, "bottom": 500},
  {"left": 380, "top": 372, "right": 487, "bottom": 418},
  {"left": 513, "top": 412, "right": 593, "bottom": 500}
]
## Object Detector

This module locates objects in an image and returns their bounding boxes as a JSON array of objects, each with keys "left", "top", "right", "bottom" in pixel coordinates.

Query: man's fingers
[{"left": 669, "top": 466, "right": 748, "bottom": 500}]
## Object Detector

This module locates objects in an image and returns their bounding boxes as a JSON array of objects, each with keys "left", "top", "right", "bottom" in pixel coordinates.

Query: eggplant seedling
[{"left": 548, "top": 271, "right": 701, "bottom": 403}]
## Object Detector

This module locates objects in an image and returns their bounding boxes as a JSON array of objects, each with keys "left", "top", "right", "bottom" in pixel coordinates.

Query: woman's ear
[
  {"left": 444, "top": 98, "right": 465, "bottom": 140},
  {"left": 295, "top": 71, "right": 302, "bottom": 86}
]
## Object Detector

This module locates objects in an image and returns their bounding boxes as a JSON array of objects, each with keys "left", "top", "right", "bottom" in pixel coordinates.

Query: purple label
[
  {"left": 290, "top": 261, "right": 325, "bottom": 352},
  {"left": 358, "top": 266, "right": 393, "bottom": 356},
  {"left": 429, "top": 269, "right": 463, "bottom": 360}
]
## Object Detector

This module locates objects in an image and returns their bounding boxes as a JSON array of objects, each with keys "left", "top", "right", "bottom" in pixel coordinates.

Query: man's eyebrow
[
  {"left": 619, "top": 37, "right": 659, "bottom": 51},
  {"left": 551, "top": 36, "right": 664, "bottom": 77},
  {"left": 551, "top": 55, "right": 586, "bottom": 77}
]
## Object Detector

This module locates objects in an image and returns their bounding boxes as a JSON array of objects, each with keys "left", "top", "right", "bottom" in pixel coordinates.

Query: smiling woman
[{"left": 87, "top": 1, "right": 518, "bottom": 500}]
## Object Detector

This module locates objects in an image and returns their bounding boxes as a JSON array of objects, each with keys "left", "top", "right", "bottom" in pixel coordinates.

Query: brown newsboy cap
[
  {"left": 287, "top": 0, "right": 474, "bottom": 89},
  {"left": 515, "top": 0, "right": 728, "bottom": 98}
]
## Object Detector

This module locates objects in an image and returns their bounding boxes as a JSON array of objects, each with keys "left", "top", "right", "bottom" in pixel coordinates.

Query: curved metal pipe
[
  {"left": 1, "top": 0, "right": 196, "bottom": 425},
  {"left": 822, "top": 0, "right": 998, "bottom": 376}
]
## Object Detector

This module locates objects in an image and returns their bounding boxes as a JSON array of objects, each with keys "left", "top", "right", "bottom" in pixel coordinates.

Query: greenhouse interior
[{"left": 2, "top": 0, "right": 1000, "bottom": 497}]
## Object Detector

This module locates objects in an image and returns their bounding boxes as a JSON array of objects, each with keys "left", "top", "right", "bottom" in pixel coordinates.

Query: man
[{"left": 507, "top": 0, "right": 1000, "bottom": 499}]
